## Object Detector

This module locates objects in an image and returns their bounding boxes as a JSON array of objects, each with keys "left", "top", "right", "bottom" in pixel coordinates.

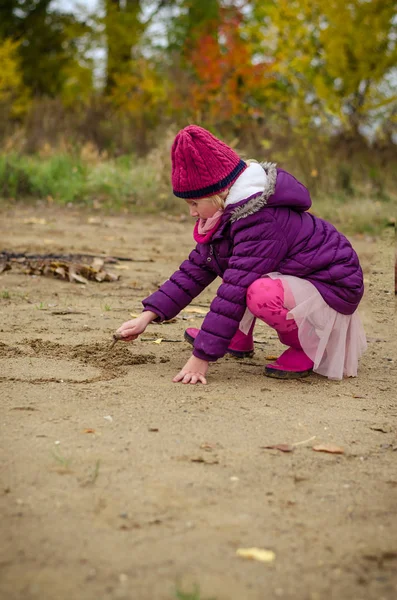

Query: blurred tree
[
  {"left": 0, "top": 37, "right": 28, "bottom": 114},
  {"left": 109, "top": 56, "right": 168, "bottom": 151},
  {"left": 250, "top": 0, "right": 397, "bottom": 137},
  {"left": 0, "top": 0, "right": 93, "bottom": 98},
  {"left": 164, "top": 0, "right": 272, "bottom": 130},
  {"left": 104, "top": 0, "right": 143, "bottom": 93}
]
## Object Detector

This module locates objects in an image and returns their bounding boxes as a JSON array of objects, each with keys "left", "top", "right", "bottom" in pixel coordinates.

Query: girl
[{"left": 116, "top": 125, "right": 366, "bottom": 385}]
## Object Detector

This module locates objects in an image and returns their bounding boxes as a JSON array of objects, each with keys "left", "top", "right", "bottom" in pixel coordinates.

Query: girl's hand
[
  {"left": 173, "top": 355, "right": 209, "bottom": 385},
  {"left": 116, "top": 311, "right": 157, "bottom": 342}
]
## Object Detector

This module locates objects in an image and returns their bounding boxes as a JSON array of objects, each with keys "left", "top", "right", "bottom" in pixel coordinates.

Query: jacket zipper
[{"left": 208, "top": 244, "right": 221, "bottom": 271}]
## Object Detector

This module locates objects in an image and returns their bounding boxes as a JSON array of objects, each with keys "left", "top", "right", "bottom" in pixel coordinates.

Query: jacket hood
[{"left": 229, "top": 162, "right": 311, "bottom": 222}]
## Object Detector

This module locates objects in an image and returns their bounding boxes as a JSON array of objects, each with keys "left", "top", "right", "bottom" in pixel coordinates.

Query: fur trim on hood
[{"left": 230, "top": 162, "right": 277, "bottom": 222}]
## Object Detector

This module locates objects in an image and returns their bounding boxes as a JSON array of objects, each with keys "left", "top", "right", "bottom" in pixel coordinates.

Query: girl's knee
[
  {"left": 246, "top": 277, "right": 286, "bottom": 324},
  {"left": 247, "top": 277, "right": 284, "bottom": 307},
  {"left": 246, "top": 278, "right": 264, "bottom": 306}
]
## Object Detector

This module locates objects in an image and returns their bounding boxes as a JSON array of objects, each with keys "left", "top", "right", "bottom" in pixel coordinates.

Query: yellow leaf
[
  {"left": 23, "top": 218, "right": 47, "bottom": 225},
  {"left": 236, "top": 548, "right": 276, "bottom": 563},
  {"left": 312, "top": 444, "right": 344, "bottom": 454},
  {"left": 129, "top": 313, "right": 139, "bottom": 318},
  {"left": 184, "top": 307, "right": 208, "bottom": 315},
  {"left": 153, "top": 338, "right": 163, "bottom": 344}
]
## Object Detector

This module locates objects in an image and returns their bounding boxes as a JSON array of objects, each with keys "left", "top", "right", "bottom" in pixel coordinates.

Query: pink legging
[{"left": 246, "top": 277, "right": 297, "bottom": 333}]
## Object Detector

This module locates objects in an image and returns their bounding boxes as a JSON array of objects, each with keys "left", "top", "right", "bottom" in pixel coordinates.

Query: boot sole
[
  {"left": 264, "top": 366, "right": 313, "bottom": 379},
  {"left": 184, "top": 331, "right": 254, "bottom": 359}
]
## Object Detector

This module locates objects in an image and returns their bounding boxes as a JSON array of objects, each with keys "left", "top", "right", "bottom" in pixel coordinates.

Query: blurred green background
[{"left": 0, "top": 0, "right": 396, "bottom": 233}]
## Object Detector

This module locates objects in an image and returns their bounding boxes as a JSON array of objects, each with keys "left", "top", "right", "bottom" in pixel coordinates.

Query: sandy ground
[{"left": 0, "top": 205, "right": 396, "bottom": 600}]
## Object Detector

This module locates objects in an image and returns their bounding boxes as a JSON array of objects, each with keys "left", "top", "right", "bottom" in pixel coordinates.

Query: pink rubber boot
[
  {"left": 246, "top": 278, "right": 313, "bottom": 379},
  {"left": 184, "top": 323, "right": 255, "bottom": 358},
  {"left": 265, "top": 327, "right": 314, "bottom": 379}
]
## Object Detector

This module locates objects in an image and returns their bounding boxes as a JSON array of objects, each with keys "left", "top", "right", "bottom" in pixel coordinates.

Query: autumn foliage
[{"left": 0, "top": 0, "right": 396, "bottom": 199}]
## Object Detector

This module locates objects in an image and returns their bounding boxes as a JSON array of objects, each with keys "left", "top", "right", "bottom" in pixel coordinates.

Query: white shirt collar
[{"left": 225, "top": 162, "right": 266, "bottom": 206}]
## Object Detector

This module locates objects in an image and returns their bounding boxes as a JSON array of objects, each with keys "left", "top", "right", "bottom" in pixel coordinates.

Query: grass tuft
[
  {"left": 175, "top": 585, "right": 216, "bottom": 600},
  {"left": 0, "top": 149, "right": 395, "bottom": 236}
]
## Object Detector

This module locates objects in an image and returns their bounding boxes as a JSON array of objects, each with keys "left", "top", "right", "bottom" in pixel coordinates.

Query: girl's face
[{"left": 185, "top": 198, "right": 219, "bottom": 220}]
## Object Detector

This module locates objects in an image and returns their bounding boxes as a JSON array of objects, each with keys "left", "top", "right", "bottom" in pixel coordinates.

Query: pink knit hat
[{"left": 171, "top": 125, "right": 247, "bottom": 199}]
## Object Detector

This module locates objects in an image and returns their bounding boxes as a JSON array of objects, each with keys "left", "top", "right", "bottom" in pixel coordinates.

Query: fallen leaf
[
  {"left": 54, "top": 266, "right": 66, "bottom": 279},
  {"left": 183, "top": 307, "right": 208, "bottom": 315},
  {"left": 312, "top": 444, "right": 344, "bottom": 454},
  {"left": 50, "top": 466, "right": 73, "bottom": 475},
  {"left": 265, "top": 355, "right": 279, "bottom": 361},
  {"left": 129, "top": 313, "right": 139, "bottom": 318},
  {"left": 153, "top": 338, "right": 163, "bottom": 344},
  {"left": 69, "top": 267, "right": 88, "bottom": 284},
  {"left": 103, "top": 415, "right": 113, "bottom": 423},
  {"left": 148, "top": 427, "right": 159, "bottom": 432},
  {"left": 0, "top": 261, "right": 10, "bottom": 274},
  {"left": 82, "top": 428, "right": 96, "bottom": 434},
  {"left": 236, "top": 548, "right": 276, "bottom": 563},
  {"left": 261, "top": 444, "right": 294, "bottom": 453},
  {"left": 200, "top": 443, "right": 216, "bottom": 451},
  {"left": 369, "top": 425, "right": 392, "bottom": 434},
  {"left": 23, "top": 217, "right": 47, "bottom": 225},
  {"left": 92, "top": 258, "right": 105, "bottom": 270},
  {"left": 190, "top": 456, "right": 219, "bottom": 465}
]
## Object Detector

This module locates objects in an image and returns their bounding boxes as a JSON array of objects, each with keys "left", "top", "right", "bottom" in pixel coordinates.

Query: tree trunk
[{"left": 105, "top": 0, "right": 141, "bottom": 93}]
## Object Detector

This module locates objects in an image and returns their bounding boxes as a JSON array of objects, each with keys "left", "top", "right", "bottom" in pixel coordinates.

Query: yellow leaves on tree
[
  {"left": 109, "top": 59, "right": 167, "bottom": 120},
  {"left": 108, "top": 58, "right": 168, "bottom": 150},
  {"left": 0, "top": 38, "right": 29, "bottom": 116},
  {"left": 253, "top": 0, "right": 397, "bottom": 134}
]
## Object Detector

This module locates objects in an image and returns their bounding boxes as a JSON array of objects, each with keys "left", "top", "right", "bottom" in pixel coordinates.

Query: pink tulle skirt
[
  {"left": 265, "top": 273, "right": 367, "bottom": 379},
  {"left": 240, "top": 273, "right": 367, "bottom": 379}
]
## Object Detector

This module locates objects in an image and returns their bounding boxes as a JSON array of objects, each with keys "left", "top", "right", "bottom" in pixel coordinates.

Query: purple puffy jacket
[{"left": 143, "top": 163, "right": 364, "bottom": 362}]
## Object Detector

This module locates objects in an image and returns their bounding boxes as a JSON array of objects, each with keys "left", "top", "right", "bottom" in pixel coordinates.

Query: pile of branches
[{"left": 0, "top": 251, "right": 120, "bottom": 283}]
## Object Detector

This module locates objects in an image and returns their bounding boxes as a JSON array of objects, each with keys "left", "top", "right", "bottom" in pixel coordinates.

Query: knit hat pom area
[{"left": 172, "top": 125, "right": 247, "bottom": 199}]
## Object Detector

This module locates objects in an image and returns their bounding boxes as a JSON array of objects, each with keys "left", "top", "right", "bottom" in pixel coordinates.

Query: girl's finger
[
  {"left": 182, "top": 373, "right": 191, "bottom": 384},
  {"left": 198, "top": 375, "right": 207, "bottom": 385},
  {"left": 189, "top": 375, "right": 198, "bottom": 385},
  {"left": 172, "top": 371, "right": 185, "bottom": 383},
  {"left": 122, "top": 335, "right": 138, "bottom": 342},
  {"left": 119, "top": 328, "right": 136, "bottom": 336},
  {"left": 122, "top": 330, "right": 139, "bottom": 338}
]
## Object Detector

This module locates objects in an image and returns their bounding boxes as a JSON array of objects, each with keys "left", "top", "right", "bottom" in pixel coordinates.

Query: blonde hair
[
  {"left": 205, "top": 159, "right": 257, "bottom": 209},
  {"left": 200, "top": 189, "right": 228, "bottom": 210}
]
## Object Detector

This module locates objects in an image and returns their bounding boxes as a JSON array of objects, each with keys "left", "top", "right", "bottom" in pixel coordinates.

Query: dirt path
[{"left": 1, "top": 205, "right": 396, "bottom": 600}]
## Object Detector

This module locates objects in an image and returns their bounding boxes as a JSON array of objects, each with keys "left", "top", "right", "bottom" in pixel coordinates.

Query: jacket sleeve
[
  {"left": 267, "top": 169, "right": 312, "bottom": 212},
  {"left": 142, "top": 246, "right": 217, "bottom": 321},
  {"left": 192, "top": 213, "right": 288, "bottom": 362}
]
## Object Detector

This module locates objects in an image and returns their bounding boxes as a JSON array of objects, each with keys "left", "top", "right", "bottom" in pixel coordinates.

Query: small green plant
[
  {"left": 35, "top": 302, "right": 46, "bottom": 310},
  {"left": 88, "top": 459, "right": 101, "bottom": 484},
  {"left": 51, "top": 447, "right": 72, "bottom": 469},
  {"left": 175, "top": 585, "right": 216, "bottom": 600},
  {"left": 1, "top": 290, "right": 10, "bottom": 299},
  {"left": 103, "top": 303, "right": 112, "bottom": 311}
]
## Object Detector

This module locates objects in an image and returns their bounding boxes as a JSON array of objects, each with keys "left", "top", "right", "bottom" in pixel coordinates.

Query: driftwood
[
  {"left": 0, "top": 251, "right": 126, "bottom": 283},
  {"left": 0, "top": 251, "right": 153, "bottom": 263}
]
